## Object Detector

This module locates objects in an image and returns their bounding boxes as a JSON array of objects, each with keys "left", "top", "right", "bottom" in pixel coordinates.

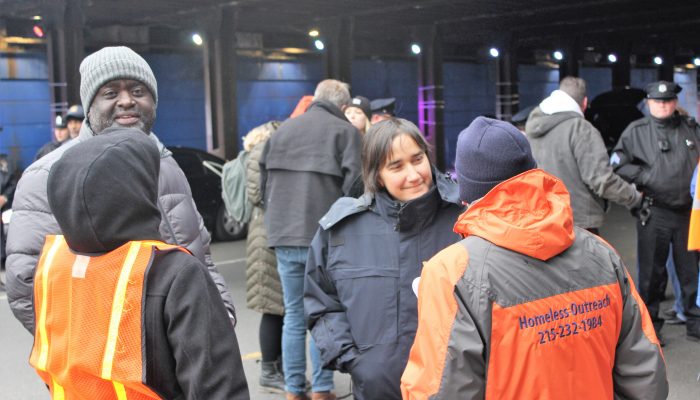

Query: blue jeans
[
  {"left": 276, "top": 246, "right": 334, "bottom": 394},
  {"left": 665, "top": 245, "right": 687, "bottom": 321}
]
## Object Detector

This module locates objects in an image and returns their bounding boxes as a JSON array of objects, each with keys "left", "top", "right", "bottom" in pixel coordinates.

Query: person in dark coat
[
  {"left": 38, "top": 128, "right": 249, "bottom": 399},
  {"left": 261, "top": 79, "right": 361, "bottom": 400},
  {"left": 305, "top": 118, "right": 464, "bottom": 400},
  {"left": 35, "top": 115, "right": 70, "bottom": 161},
  {"left": 65, "top": 104, "right": 84, "bottom": 139},
  {"left": 612, "top": 80, "right": 700, "bottom": 343},
  {"left": 344, "top": 96, "right": 371, "bottom": 135}
]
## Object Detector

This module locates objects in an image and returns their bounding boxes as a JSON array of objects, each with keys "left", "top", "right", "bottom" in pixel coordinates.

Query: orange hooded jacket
[{"left": 401, "top": 169, "right": 667, "bottom": 400}]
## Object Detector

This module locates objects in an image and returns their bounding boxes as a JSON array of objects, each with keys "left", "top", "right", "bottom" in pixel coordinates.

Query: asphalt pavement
[{"left": 1, "top": 204, "right": 698, "bottom": 399}]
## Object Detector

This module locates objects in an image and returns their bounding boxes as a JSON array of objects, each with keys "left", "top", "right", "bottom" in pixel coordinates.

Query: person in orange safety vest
[
  {"left": 401, "top": 117, "right": 667, "bottom": 400},
  {"left": 30, "top": 128, "right": 249, "bottom": 399}
]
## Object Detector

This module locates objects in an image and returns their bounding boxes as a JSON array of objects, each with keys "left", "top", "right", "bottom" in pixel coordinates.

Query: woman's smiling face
[{"left": 378, "top": 134, "right": 432, "bottom": 202}]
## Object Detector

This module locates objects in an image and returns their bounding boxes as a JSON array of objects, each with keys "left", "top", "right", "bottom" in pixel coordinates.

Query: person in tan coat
[{"left": 244, "top": 121, "right": 285, "bottom": 393}]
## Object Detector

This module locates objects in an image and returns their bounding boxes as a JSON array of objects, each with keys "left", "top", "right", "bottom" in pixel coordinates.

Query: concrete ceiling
[{"left": 2, "top": 0, "right": 700, "bottom": 62}]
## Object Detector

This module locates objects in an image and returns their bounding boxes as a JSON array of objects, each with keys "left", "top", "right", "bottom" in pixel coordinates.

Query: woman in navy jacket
[{"left": 304, "top": 118, "right": 463, "bottom": 400}]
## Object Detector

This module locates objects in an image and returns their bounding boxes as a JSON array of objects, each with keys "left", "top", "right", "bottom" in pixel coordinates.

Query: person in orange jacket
[
  {"left": 401, "top": 117, "right": 668, "bottom": 400},
  {"left": 31, "top": 128, "right": 249, "bottom": 399}
]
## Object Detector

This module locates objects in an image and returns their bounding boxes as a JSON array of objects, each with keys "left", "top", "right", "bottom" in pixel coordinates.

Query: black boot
[{"left": 260, "top": 360, "right": 285, "bottom": 393}]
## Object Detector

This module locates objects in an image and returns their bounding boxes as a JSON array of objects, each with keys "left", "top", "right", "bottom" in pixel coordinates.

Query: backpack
[{"left": 221, "top": 150, "right": 252, "bottom": 224}]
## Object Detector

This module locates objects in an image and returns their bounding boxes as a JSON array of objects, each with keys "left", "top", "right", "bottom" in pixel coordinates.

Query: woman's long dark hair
[{"left": 362, "top": 117, "right": 431, "bottom": 194}]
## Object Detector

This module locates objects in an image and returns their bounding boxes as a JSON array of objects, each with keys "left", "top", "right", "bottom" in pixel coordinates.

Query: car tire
[{"left": 214, "top": 205, "right": 247, "bottom": 241}]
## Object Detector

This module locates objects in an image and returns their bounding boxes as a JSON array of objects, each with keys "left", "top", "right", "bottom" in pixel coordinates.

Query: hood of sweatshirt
[
  {"left": 526, "top": 90, "right": 583, "bottom": 138},
  {"left": 48, "top": 127, "right": 162, "bottom": 254}
]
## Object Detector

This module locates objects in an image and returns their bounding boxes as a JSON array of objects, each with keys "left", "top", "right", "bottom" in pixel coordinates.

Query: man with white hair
[{"left": 261, "top": 79, "right": 362, "bottom": 400}]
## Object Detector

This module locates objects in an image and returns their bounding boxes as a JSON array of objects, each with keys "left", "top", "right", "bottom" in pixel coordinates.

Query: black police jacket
[{"left": 612, "top": 113, "right": 700, "bottom": 210}]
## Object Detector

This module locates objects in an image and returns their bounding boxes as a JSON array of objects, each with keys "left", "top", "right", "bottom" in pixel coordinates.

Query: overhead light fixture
[
  {"left": 553, "top": 50, "right": 564, "bottom": 61},
  {"left": 281, "top": 47, "right": 310, "bottom": 55},
  {"left": 32, "top": 25, "right": 44, "bottom": 38},
  {"left": 308, "top": 29, "right": 319, "bottom": 37},
  {"left": 489, "top": 47, "right": 500, "bottom": 58},
  {"left": 192, "top": 33, "right": 203, "bottom": 46},
  {"left": 32, "top": 15, "right": 42, "bottom": 21},
  {"left": 607, "top": 53, "right": 617, "bottom": 63},
  {"left": 653, "top": 56, "right": 663, "bottom": 65},
  {"left": 410, "top": 43, "right": 421, "bottom": 55},
  {"left": 314, "top": 39, "right": 325, "bottom": 50},
  {"left": 694, "top": 57, "right": 700, "bottom": 66}
]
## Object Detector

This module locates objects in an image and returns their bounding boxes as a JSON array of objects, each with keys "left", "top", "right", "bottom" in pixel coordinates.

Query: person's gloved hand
[{"left": 631, "top": 196, "right": 653, "bottom": 226}]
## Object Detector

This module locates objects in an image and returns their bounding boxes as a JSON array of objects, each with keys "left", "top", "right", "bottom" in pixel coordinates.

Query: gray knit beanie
[{"left": 79, "top": 46, "right": 158, "bottom": 112}]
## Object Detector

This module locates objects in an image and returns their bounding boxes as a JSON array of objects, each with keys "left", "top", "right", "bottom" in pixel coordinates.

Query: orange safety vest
[
  {"left": 689, "top": 161, "right": 700, "bottom": 250},
  {"left": 30, "top": 235, "right": 186, "bottom": 399}
]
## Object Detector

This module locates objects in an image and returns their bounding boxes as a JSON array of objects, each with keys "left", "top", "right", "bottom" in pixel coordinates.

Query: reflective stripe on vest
[
  {"left": 29, "top": 236, "right": 184, "bottom": 399},
  {"left": 689, "top": 162, "right": 700, "bottom": 250}
]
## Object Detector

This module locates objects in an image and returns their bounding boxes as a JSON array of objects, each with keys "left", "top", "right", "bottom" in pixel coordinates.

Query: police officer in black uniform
[{"left": 612, "top": 80, "right": 700, "bottom": 342}]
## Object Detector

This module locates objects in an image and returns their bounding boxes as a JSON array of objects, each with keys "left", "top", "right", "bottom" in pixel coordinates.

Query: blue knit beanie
[{"left": 455, "top": 116, "right": 536, "bottom": 203}]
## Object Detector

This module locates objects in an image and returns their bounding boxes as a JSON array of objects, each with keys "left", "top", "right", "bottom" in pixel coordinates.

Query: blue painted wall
[
  {"left": 236, "top": 58, "right": 421, "bottom": 152},
  {"left": 0, "top": 52, "right": 51, "bottom": 171},
  {"left": 675, "top": 70, "right": 698, "bottom": 118},
  {"left": 442, "top": 62, "right": 497, "bottom": 168},
  {"left": 3, "top": 51, "right": 699, "bottom": 171},
  {"left": 145, "top": 53, "right": 207, "bottom": 150},
  {"left": 580, "top": 67, "right": 612, "bottom": 101},
  {"left": 237, "top": 58, "right": 323, "bottom": 149},
  {"left": 351, "top": 59, "right": 418, "bottom": 124},
  {"left": 519, "top": 65, "right": 559, "bottom": 109}
]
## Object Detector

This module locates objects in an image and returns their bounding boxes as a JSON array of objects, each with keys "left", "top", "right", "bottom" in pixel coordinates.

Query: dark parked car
[
  {"left": 585, "top": 88, "right": 646, "bottom": 153},
  {"left": 169, "top": 146, "right": 247, "bottom": 241}
]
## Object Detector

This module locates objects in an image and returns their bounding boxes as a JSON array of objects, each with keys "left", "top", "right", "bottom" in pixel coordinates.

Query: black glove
[{"left": 631, "top": 197, "right": 653, "bottom": 226}]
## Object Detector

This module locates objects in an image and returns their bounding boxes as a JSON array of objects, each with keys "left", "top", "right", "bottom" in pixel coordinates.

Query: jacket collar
[
  {"left": 78, "top": 122, "right": 171, "bottom": 158},
  {"left": 539, "top": 90, "right": 584, "bottom": 117},
  {"left": 453, "top": 169, "right": 575, "bottom": 261},
  {"left": 651, "top": 112, "right": 681, "bottom": 128},
  {"left": 306, "top": 100, "right": 348, "bottom": 121}
]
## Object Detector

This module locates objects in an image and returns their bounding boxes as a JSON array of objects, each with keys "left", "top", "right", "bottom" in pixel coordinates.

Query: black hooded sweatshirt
[{"left": 47, "top": 128, "right": 249, "bottom": 399}]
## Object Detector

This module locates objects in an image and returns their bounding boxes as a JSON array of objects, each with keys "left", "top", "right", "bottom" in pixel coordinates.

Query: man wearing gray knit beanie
[
  {"left": 79, "top": 46, "right": 158, "bottom": 135},
  {"left": 5, "top": 47, "right": 241, "bottom": 341}
]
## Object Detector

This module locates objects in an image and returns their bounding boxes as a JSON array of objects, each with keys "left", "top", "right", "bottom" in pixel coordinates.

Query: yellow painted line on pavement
[{"left": 242, "top": 351, "right": 262, "bottom": 360}]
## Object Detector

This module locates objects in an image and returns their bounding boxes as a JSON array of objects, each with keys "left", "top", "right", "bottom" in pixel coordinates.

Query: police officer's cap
[
  {"left": 65, "top": 104, "right": 85, "bottom": 121},
  {"left": 55, "top": 115, "right": 67, "bottom": 129},
  {"left": 645, "top": 81, "right": 682, "bottom": 100},
  {"left": 370, "top": 97, "right": 396, "bottom": 115}
]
